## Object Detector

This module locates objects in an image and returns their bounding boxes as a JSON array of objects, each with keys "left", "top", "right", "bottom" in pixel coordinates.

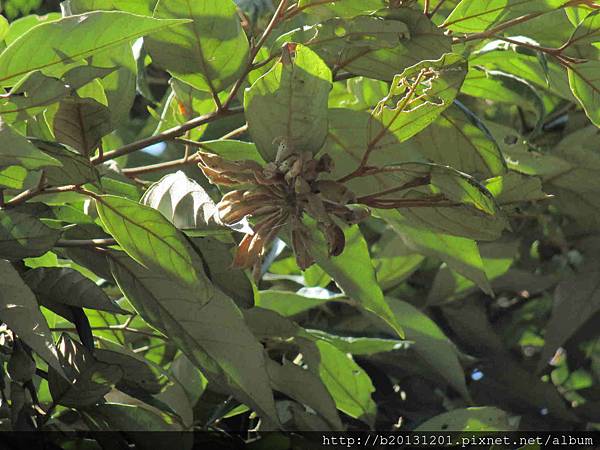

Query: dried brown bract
[{"left": 198, "top": 149, "right": 370, "bottom": 276}]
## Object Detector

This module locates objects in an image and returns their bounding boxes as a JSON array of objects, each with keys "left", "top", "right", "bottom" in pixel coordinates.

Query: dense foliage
[{"left": 0, "top": 0, "right": 600, "bottom": 446}]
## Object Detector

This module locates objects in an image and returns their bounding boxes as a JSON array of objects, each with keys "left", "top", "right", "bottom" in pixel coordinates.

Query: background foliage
[{"left": 0, "top": 0, "right": 600, "bottom": 447}]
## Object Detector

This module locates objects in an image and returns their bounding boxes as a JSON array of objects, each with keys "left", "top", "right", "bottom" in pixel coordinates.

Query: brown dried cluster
[{"left": 198, "top": 148, "right": 369, "bottom": 277}]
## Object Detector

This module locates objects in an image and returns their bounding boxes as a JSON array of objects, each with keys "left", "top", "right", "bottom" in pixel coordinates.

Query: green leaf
[
  {"left": 23, "top": 267, "right": 128, "bottom": 315},
  {"left": 401, "top": 103, "right": 507, "bottom": 178},
  {"left": 31, "top": 140, "right": 101, "bottom": 186},
  {"left": 96, "top": 195, "right": 211, "bottom": 293},
  {"left": 193, "top": 139, "right": 266, "bottom": 163},
  {"left": 0, "top": 207, "right": 61, "bottom": 260},
  {"left": 256, "top": 290, "right": 334, "bottom": 317},
  {"left": 0, "top": 66, "right": 116, "bottom": 119},
  {"left": 279, "top": 9, "right": 451, "bottom": 82},
  {"left": 379, "top": 209, "right": 492, "bottom": 294},
  {"left": 108, "top": 252, "right": 279, "bottom": 426},
  {"left": 415, "top": 407, "right": 516, "bottom": 431},
  {"left": 538, "top": 270, "right": 600, "bottom": 371},
  {"left": 95, "top": 345, "right": 162, "bottom": 395},
  {"left": 265, "top": 359, "right": 343, "bottom": 431},
  {"left": 140, "top": 171, "right": 218, "bottom": 230},
  {"left": 568, "top": 60, "right": 600, "bottom": 127},
  {"left": 443, "top": 0, "right": 566, "bottom": 33},
  {"left": 84, "top": 404, "right": 184, "bottom": 442},
  {"left": 53, "top": 97, "right": 112, "bottom": 157},
  {"left": 69, "top": 0, "right": 156, "bottom": 15},
  {"left": 145, "top": 0, "right": 249, "bottom": 93},
  {"left": 484, "top": 172, "right": 548, "bottom": 205},
  {"left": 0, "top": 260, "right": 62, "bottom": 374},
  {"left": 244, "top": 44, "right": 332, "bottom": 161},
  {"left": 385, "top": 297, "right": 469, "bottom": 399},
  {"left": 565, "top": 10, "right": 600, "bottom": 59},
  {"left": 304, "top": 221, "right": 405, "bottom": 338},
  {"left": 358, "top": 163, "right": 508, "bottom": 241},
  {"left": 0, "top": 166, "right": 28, "bottom": 189},
  {"left": 0, "top": 119, "right": 60, "bottom": 169},
  {"left": 48, "top": 334, "right": 122, "bottom": 407},
  {"left": 461, "top": 67, "right": 546, "bottom": 133},
  {"left": 189, "top": 236, "right": 255, "bottom": 309},
  {"left": 469, "top": 40, "right": 573, "bottom": 101},
  {"left": 3, "top": 14, "right": 61, "bottom": 46},
  {"left": 0, "top": 12, "right": 187, "bottom": 87},
  {"left": 372, "top": 53, "right": 467, "bottom": 143},
  {"left": 0, "top": 15, "right": 9, "bottom": 42},
  {"left": 307, "top": 329, "right": 410, "bottom": 355},
  {"left": 301, "top": 339, "right": 377, "bottom": 427}
]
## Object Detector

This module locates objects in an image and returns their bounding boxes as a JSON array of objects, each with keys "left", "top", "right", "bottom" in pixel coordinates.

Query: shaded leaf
[
  {"left": 53, "top": 97, "right": 112, "bottom": 157},
  {"left": 266, "top": 359, "right": 343, "bottom": 431},
  {"left": 108, "top": 251, "right": 279, "bottom": 426},
  {"left": 0, "top": 260, "right": 62, "bottom": 374},
  {"left": 0, "top": 119, "right": 60, "bottom": 169},
  {"left": 23, "top": 267, "right": 128, "bottom": 314},
  {"left": 0, "top": 207, "right": 61, "bottom": 260}
]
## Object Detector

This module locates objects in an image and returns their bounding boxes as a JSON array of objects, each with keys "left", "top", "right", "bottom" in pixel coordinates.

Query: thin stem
[
  {"left": 5, "top": 184, "right": 80, "bottom": 208},
  {"left": 222, "top": 0, "right": 289, "bottom": 111},
  {"left": 356, "top": 176, "right": 431, "bottom": 203},
  {"left": 454, "top": 12, "right": 545, "bottom": 42},
  {"left": 220, "top": 123, "right": 248, "bottom": 140},
  {"left": 424, "top": 0, "right": 430, "bottom": 15},
  {"left": 337, "top": 70, "right": 428, "bottom": 184},
  {"left": 91, "top": 106, "right": 243, "bottom": 164},
  {"left": 122, "top": 154, "right": 201, "bottom": 177},
  {"left": 430, "top": 0, "right": 448, "bottom": 17}
]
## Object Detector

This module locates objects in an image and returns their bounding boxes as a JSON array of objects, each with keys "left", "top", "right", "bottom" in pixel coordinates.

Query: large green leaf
[
  {"left": 48, "top": 334, "right": 122, "bottom": 407},
  {"left": 297, "top": 0, "right": 385, "bottom": 20},
  {"left": 0, "top": 11, "right": 186, "bottom": 87},
  {"left": 372, "top": 53, "right": 467, "bottom": 144},
  {"left": 568, "top": 60, "right": 600, "bottom": 127},
  {"left": 304, "top": 221, "right": 404, "bottom": 338},
  {"left": 0, "top": 260, "right": 62, "bottom": 374},
  {"left": 23, "top": 267, "right": 128, "bottom": 315},
  {"left": 379, "top": 209, "right": 492, "bottom": 294},
  {"left": 443, "top": 0, "right": 567, "bottom": 33},
  {"left": 96, "top": 195, "right": 211, "bottom": 294},
  {"left": 278, "top": 9, "right": 451, "bottom": 82},
  {"left": 145, "top": 0, "right": 249, "bottom": 93},
  {"left": 108, "top": 252, "right": 279, "bottom": 426},
  {"left": 140, "top": 171, "right": 218, "bottom": 231},
  {"left": 0, "top": 119, "right": 60, "bottom": 169},
  {"left": 301, "top": 339, "right": 377, "bottom": 427},
  {"left": 0, "top": 207, "right": 61, "bottom": 260},
  {"left": 244, "top": 44, "right": 332, "bottom": 161}
]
